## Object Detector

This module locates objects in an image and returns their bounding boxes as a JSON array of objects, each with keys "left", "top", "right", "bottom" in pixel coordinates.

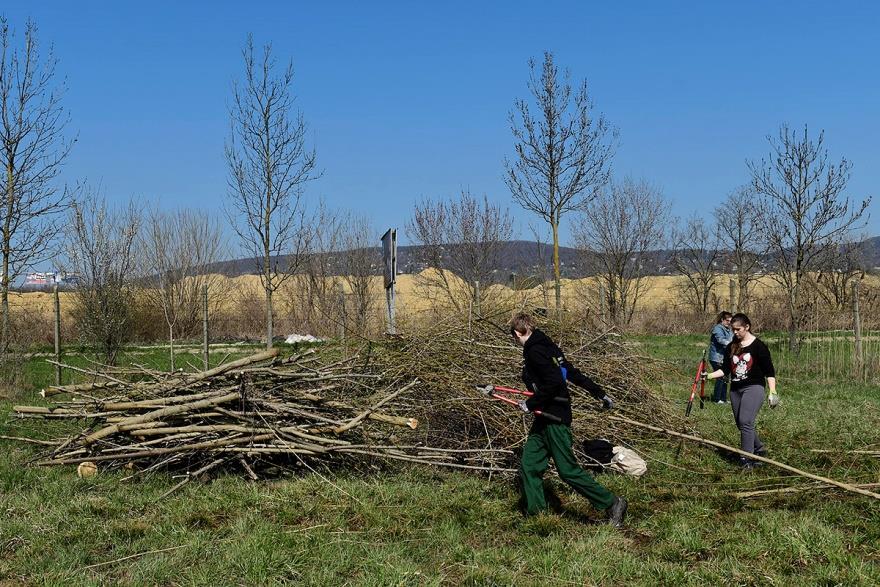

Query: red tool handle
[
  {"left": 685, "top": 359, "right": 702, "bottom": 417},
  {"left": 698, "top": 358, "right": 706, "bottom": 408},
  {"left": 491, "top": 385, "right": 533, "bottom": 397},
  {"left": 489, "top": 392, "right": 561, "bottom": 423}
]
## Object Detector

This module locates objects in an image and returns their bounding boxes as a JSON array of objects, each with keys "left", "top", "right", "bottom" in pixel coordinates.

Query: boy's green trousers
[{"left": 520, "top": 423, "right": 615, "bottom": 515}]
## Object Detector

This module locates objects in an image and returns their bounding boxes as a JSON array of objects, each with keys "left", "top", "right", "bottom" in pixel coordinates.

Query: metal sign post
[{"left": 381, "top": 228, "right": 397, "bottom": 335}]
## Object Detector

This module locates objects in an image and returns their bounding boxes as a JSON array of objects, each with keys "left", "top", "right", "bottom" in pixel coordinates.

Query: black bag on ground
[{"left": 581, "top": 438, "right": 614, "bottom": 472}]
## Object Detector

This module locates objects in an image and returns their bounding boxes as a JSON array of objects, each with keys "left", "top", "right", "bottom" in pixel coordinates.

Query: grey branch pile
[{"left": 13, "top": 347, "right": 515, "bottom": 481}]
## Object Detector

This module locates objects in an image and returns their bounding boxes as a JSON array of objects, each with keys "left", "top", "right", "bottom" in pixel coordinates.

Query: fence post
[
  {"left": 473, "top": 280, "right": 480, "bottom": 317},
  {"left": 598, "top": 282, "right": 606, "bottom": 324},
  {"left": 202, "top": 284, "right": 209, "bottom": 371},
  {"left": 53, "top": 285, "right": 61, "bottom": 386},
  {"left": 852, "top": 279, "right": 862, "bottom": 378},
  {"left": 337, "top": 281, "right": 346, "bottom": 345}
]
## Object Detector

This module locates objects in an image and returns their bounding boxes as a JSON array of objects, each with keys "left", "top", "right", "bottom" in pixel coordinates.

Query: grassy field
[{"left": 1, "top": 337, "right": 879, "bottom": 585}]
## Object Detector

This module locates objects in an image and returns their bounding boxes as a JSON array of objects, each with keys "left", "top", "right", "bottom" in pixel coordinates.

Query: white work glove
[
  {"left": 601, "top": 395, "right": 615, "bottom": 410},
  {"left": 517, "top": 399, "right": 529, "bottom": 413},
  {"left": 768, "top": 391, "right": 780, "bottom": 409}
]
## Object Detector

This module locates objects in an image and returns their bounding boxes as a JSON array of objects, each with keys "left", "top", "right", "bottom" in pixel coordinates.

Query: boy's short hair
[{"left": 509, "top": 312, "right": 536, "bottom": 335}]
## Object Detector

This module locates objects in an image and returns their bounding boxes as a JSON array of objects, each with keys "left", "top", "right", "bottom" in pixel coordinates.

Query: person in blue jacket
[{"left": 709, "top": 311, "right": 733, "bottom": 403}]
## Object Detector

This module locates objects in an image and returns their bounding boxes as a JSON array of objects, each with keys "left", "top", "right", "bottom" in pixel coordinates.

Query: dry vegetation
[{"left": 10, "top": 269, "right": 880, "bottom": 346}]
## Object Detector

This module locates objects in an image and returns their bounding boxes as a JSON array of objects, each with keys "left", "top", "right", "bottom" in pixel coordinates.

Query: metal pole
[
  {"left": 202, "top": 284, "right": 209, "bottom": 370},
  {"left": 53, "top": 285, "right": 61, "bottom": 386},
  {"left": 386, "top": 285, "right": 396, "bottom": 335}
]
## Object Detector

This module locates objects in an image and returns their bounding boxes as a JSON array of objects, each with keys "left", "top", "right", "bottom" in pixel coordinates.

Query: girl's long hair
[
  {"left": 716, "top": 311, "right": 732, "bottom": 324},
  {"left": 730, "top": 313, "right": 752, "bottom": 356}
]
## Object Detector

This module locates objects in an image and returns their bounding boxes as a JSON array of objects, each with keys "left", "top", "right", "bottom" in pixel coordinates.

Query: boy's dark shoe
[
  {"left": 605, "top": 495, "right": 628, "bottom": 529},
  {"left": 754, "top": 448, "right": 767, "bottom": 458},
  {"left": 739, "top": 456, "right": 764, "bottom": 470}
]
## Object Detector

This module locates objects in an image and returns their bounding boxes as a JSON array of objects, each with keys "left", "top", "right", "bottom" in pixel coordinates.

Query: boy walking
[{"left": 510, "top": 312, "right": 628, "bottom": 528}]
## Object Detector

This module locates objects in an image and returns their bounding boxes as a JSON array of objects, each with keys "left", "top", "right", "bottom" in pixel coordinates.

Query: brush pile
[
  {"left": 377, "top": 316, "right": 678, "bottom": 454},
  {"left": 10, "top": 315, "right": 680, "bottom": 483}
]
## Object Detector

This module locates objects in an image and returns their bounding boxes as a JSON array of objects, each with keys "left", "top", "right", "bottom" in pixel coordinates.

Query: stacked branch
[{"left": 13, "top": 347, "right": 516, "bottom": 480}]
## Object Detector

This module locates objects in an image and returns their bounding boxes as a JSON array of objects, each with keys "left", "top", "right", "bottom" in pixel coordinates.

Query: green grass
[{"left": 2, "top": 337, "right": 879, "bottom": 585}]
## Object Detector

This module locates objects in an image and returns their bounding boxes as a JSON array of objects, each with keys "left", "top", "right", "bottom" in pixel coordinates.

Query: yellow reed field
[{"left": 9, "top": 271, "right": 879, "bottom": 323}]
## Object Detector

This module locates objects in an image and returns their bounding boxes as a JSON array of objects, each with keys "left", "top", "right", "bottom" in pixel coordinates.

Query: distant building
[{"left": 22, "top": 271, "right": 81, "bottom": 290}]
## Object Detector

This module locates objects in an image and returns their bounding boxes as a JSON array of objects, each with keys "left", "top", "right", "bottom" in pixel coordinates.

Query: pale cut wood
[
  {"left": 82, "top": 391, "right": 241, "bottom": 445},
  {"left": 608, "top": 414, "right": 880, "bottom": 501},
  {"left": 734, "top": 482, "right": 880, "bottom": 499}
]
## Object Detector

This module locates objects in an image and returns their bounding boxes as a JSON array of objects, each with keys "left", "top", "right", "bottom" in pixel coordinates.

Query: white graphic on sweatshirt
[{"left": 731, "top": 352, "right": 753, "bottom": 381}]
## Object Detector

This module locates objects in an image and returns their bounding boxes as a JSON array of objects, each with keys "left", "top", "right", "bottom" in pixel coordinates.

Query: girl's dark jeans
[{"left": 710, "top": 360, "right": 728, "bottom": 402}]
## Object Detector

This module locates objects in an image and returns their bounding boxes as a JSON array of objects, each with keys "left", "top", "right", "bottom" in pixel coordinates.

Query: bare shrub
[
  {"left": 407, "top": 190, "right": 512, "bottom": 314},
  {"left": 574, "top": 177, "right": 669, "bottom": 327},
  {"left": 670, "top": 214, "right": 724, "bottom": 314},
  {"left": 63, "top": 194, "right": 141, "bottom": 365}
]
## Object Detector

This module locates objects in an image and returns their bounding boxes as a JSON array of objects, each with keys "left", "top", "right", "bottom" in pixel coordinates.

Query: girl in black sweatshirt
[{"left": 704, "top": 313, "right": 778, "bottom": 468}]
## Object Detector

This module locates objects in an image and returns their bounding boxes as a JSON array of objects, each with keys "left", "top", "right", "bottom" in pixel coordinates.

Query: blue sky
[{"left": 4, "top": 1, "right": 878, "bottom": 250}]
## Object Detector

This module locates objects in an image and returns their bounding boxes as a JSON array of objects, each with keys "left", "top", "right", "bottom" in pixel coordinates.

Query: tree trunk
[
  {"left": 169, "top": 323, "right": 175, "bottom": 372},
  {"left": 266, "top": 286, "right": 274, "bottom": 349},
  {"left": 551, "top": 216, "right": 561, "bottom": 317},
  {"left": 2, "top": 164, "right": 12, "bottom": 354},
  {"left": 787, "top": 284, "right": 799, "bottom": 353}
]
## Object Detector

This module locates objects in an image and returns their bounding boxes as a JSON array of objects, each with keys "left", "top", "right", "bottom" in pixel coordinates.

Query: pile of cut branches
[
  {"left": 377, "top": 314, "right": 679, "bottom": 455},
  {"left": 11, "top": 348, "right": 515, "bottom": 485},
  {"left": 9, "top": 313, "right": 678, "bottom": 483}
]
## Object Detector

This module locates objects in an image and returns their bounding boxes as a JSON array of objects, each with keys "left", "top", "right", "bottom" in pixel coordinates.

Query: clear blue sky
[{"left": 4, "top": 1, "right": 878, "bottom": 250}]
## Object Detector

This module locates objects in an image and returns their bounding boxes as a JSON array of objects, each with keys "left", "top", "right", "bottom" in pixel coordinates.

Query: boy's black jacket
[{"left": 521, "top": 329, "right": 605, "bottom": 426}]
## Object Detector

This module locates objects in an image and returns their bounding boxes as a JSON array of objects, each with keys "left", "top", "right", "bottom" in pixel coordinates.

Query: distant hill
[
  {"left": 204, "top": 236, "right": 880, "bottom": 282},
  {"left": 205, "top": 240, "right": 632, "bottom": 281}
]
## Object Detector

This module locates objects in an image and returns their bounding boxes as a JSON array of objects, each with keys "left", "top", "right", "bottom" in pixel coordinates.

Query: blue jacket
[{"left": 709, "top": 323, "right": 732, "bottom": 363}]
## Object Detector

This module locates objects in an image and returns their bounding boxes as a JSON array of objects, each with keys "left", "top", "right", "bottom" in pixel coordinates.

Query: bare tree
[
  {"left": 505, "top": 51, "right": 617, "bottom": 315},
  {"left": 226, "top": 35, "right": 319, "bottom": 348},
  {"left": 809, "top": 237, "right": 865, "bottom": 312},
  {"left": 64, "top": 194, "right": 141, "bottom": 365},
  {"left": 141, "top": 207, "right": 227, "bottom": 371},
  {"left": 748, "top": 124, "right": 871, "bottom": 350},
  {"left": 714, "top": 185, "right": 764, "bottom": 311},
  {"left": 294, "top": 202, "right": 342, "bottom": 336},
  {"left": 337, "top": 215, "right": 382, "bottom": 337},
  {"left": 406, "top": 190, "right": 513, "bottom": 312},
  {"left": 574, "top": 178, "right": 669, "bottom": 326},
  {"left": 670, "top": 214, "right": 724, "bottom": 314},
  {"left": 0, "top": 18, "right": 74, "bottom": 350}
]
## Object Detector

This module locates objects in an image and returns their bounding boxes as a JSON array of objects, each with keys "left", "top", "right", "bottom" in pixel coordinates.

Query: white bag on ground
[{"left": 608, "top": 446, "right": 647, "bottom": 477}]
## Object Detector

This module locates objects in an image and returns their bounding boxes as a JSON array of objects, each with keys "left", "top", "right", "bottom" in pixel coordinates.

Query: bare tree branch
[
  {"left": 406, "top": 190, "right": 512, "bottom": 312},
  {"left": 748, "top": 124, "right": 871, "bottom": 350},
  {"left": 141, "top": 207, "right": 228, "bottom": 370},
  {"left": 225, "top": 35, "right": 320, "bottom": 348},
  {"left": 63, "top": 192, "right": 141, "bottom": 365},
  {"left": 714, "top": 185, "right": 765, "bottom": 312},
  {"left": 670, "top": 214, "right": 724, "bottom": 314},
  {"left": 0, "top": 17, "right": 75, "bottom": 349},
  {"left": 504, "top": 51, "right": 617, "bottom": 315},
  {"left": 574, "top": 177, "right": 669, "bottom": 326}
]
